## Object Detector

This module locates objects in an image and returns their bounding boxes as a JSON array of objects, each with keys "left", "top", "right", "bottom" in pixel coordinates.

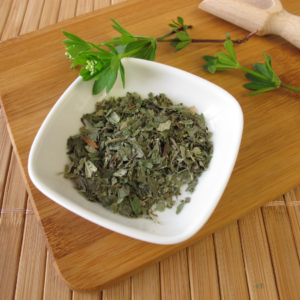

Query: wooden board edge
[
  {"left": 0, "top": 96, "right": 58, "bottom": 270},
  {"left": 1, "top": 0, "right": 300, "bottom": 289},
  {"left": 3, "top": 87, "right": 299, "bottom": 291},
  {"left": 3, "top": 98, "right": 300, "bottom": 293},
  {"left": 55, "top": 189, "right": 296, "bottom": 292},
  {"left": 0, "top": 96, "right": 28, "bottom": 187}
]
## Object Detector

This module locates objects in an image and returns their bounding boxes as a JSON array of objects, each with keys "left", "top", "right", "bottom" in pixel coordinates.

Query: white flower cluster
[
  {"left": 65, "top": 52, "right": 73, "bottom": 60},
  {"left": 86, "top": 60, "right": 98, "bottom": 75}
]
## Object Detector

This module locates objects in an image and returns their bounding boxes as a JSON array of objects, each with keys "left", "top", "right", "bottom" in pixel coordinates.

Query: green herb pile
[{"left": 63, "top": 93, "right": 213, "bottom": 221}]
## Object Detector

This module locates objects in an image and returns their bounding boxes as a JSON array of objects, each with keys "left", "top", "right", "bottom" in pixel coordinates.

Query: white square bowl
[{"left": 28, "top": 57, "right": 243, "bottom": 245}]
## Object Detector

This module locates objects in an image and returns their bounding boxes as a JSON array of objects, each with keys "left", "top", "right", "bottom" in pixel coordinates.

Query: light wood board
[{"left": 1, "top": 0, "right": 300, "bottom": 292}]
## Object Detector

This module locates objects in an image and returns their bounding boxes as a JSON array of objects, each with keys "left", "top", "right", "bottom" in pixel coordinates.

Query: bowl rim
[{"left": 28, "top": 57, "right": 244, "bottom": 244}]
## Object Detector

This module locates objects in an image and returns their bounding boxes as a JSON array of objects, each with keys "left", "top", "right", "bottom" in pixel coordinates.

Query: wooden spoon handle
[{"left": 264, "top": 9, "right": 300, "bottom": 49}]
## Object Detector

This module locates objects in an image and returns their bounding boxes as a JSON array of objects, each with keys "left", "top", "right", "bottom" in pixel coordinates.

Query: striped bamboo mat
[{"left": 1, "top": 0, "right": 300, "bottom": 299}]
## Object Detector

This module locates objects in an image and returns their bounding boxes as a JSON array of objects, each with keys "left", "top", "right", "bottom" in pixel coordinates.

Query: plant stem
[
  {"left": 96, "top": 40, "right": 121, "bottom": 46},
  {"left": 156, "top": 25, "right": 193, "bottom": 41},
  {"left": 120, "top": 46, "right": 144, "bottom": 58},
  {"left": 158, "top": 38, "right": 228, "bottom": 43},
  {"left": 158, "top": 31, "right": 256, "bottom": 44},
  {"left": 159, "top": 38, "right": 250, "bottom": 43},
  {"left": 281, "top": 83, "right": 300, "bottom": 93},
  {"left": 239, "top": 66, "right": 270, "bottom": 81}
]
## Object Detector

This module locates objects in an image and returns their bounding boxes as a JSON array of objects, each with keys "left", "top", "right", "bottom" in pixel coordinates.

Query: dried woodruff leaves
[{"left": 63, "top": 92, "right": 213, "bottom": 221}]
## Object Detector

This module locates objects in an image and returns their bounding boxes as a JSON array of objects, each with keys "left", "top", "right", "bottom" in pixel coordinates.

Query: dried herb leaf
[
  {"left": 113, "top": 169, "right": 128, "bottom": 177},
  {"left": 176, "top": 201, "right": 185, "bottom": 214},
  {"left": 148, "top": 176, "right": 158, "bottom": 198},
  {"left": 157, "top": 120, "right": 171, "bottom": 131},
  {"left": 64, "top": 92, "right": 213, "bottom": 220},
  {"left": 107, "top": 111, "right": 121, "bottom": 124},
  {"left": 85, "top": 160, "right": 97, "bottom": 178},
  {"left": 130, "top": 196, "right": 142, "bottom": 214},
  {"left": 81, "top": 135, "right": 99, "bottom": 148},
  {"left": 156, "top": 201, "right": 166, "bottom": 212}
]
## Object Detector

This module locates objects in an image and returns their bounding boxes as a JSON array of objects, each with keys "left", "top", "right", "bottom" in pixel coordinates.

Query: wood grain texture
[
  {"left": 1, "top": 153, "right": 27, "bottom": 210},
  {"left": 102, "top": 277, "right": 131, "bottom": 300},
  {"left": 0, "top": 0, "right": 13, "bottom": 38},
  {"left": 187, "top": 235, "right": 220, "bottom": 300},
  {"left": 1, "top": 0, "right": 300, "bottom": 291},
  {"left": 39, "top": 0, "right": 62, "bottom": 29},
  {"left": 14, "top": 199, "right": 47, "bottom": 300},
  {"left": 76, "top": 0, "right": 94, "bottom": 16},
  {"left": 0, "top": 154, "right": 27, "bottom": 300},
  {"left": 262, "top": 197, "right": 300, "bottom": 299},
  {"left": 73, "top": 290, "right": 101, "bottom": 300},
  {"left": 239, "top": 209, "right": 279, "bottom": 300},
  {"left": 94, "top": 0, "right": 111, "bottom": 10},
  {"left": 285, "top": 187, "right": 300, "bottom": 260},
  {"left": 214, "top": 222, "right": 250, "bottom": 299},
  {"left": 43, "top": 252, "right": 72, "bottom": 300},
  {"left": 0, "top": 212, "right": 25, "bottom": 300},
  {"left": 58, "top": 0, "right": 77, "bottom": 22},
  {"left": 111, "top": 0, "right": 127, "bottom": 4},
  {"left": 0, "top": 2, "right": 47, "bottom": 299},
  {"left": 131, "top": 264, "right": 160, "bottom": 300},
  {"left": 19, "top": 0, "right": 45, "bottom": 35},
  {"left": 1, "top": 0, "right": 29, "bottom": 41},
  {"left": 0, "top": 112, "right": 12, "bottom": 210},
  {"left": 160, "top": 250, "right": 191, "bottom": 300}
]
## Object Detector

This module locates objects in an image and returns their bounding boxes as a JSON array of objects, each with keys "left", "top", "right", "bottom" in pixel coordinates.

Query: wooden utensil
[{"left": 199, "top": 0, "right": 300, "bottom": 48}]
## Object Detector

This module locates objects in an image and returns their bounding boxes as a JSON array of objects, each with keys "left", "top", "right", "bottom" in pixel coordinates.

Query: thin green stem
[
  {"left": 158, "top": 38, "right": 187, "bottom": 42},
  {"left": 96, "top": 40, "right": 122, "bottom": 46},
  {"left": 120, "top": 46, "right": 145, "bottom": 58},
  {"left": 239, "top": 66, "right": 270, "bottom": 81},
  {"left": 156, "top": 31, "right": 176, "bottom": 41},
  {"left": 158, "top": 30, "right": 256, "bottom": 44},
  {"left": 156, "top": 25, "right": 193, "bottom": 41},
  {"left": 91, "top": 43, "right": 105, "bottom": 52},
  {"left": 281, "top": 83, "right": 300, "bottom": 93},
  {"left": 158, "top": 38, "right": 249, "bottom": 43}
]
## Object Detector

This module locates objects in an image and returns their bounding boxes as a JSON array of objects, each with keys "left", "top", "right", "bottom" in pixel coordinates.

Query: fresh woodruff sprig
[
  {"left": 62, "top": 17, "right": 250, "bottom": 95},
  {"left": 62, "top": 17, "right": 187, "bottom": 95},
  {"left": 167, "top": 17, "right": 192, "bottom": 52},
  {"left": 203, "top": 34, "right": 300, "bottom": 96}
]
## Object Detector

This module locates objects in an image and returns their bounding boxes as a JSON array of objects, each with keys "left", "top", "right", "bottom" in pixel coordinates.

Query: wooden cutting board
[{"left": 1, "top": 0, "right": 300, "bottom": 292}]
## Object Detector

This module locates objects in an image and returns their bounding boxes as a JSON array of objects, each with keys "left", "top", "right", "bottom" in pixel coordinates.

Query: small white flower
[
  {"left": 65, "top": 52, "right": 73, "bottom": 60},
  {"left": 86, "top": 59, "right": 98, "bottom": 75}
]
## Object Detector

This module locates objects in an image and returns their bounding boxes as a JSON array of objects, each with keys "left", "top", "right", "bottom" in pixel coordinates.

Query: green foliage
[
  {"left": 62, "top": 17, "right": 300, "bottom": 97},
  {"left": 168, "top": 17, "right": 191, "bottom": 52},
  {"left": 62, "top": 18, "right": 162, "bottom": 95},
  {"left": 202, "top": 35, "right": 291, "bottom": 96},
  {"left": 203, "top": 39, "right": 240, "bottom": 73},
  {"left": 62, "top": 16, "right": 193, "bottom": 95}
]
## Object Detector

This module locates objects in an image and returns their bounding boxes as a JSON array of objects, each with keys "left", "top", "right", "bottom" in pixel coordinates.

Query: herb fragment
[
  {"left": 64, "top": 92, "right": 213, "bottom": 219},
  {"left": 176, "top": 201, "right": 185, "bottom": 214},
  {"left": 203, "top": 33, "right": 300, "bottom": 96},
  {"left": 176, "top": 197, "right": 192, "bottom": 214}
]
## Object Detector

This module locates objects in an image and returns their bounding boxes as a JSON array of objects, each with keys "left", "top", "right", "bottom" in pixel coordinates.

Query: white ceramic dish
[{"left": 28, "top": 57, "right": 243, "bottom": 244}]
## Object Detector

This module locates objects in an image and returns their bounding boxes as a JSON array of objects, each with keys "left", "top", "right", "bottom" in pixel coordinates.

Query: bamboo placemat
[{"left": 0, "top": 0, "right": 300, "bottom": 299}]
